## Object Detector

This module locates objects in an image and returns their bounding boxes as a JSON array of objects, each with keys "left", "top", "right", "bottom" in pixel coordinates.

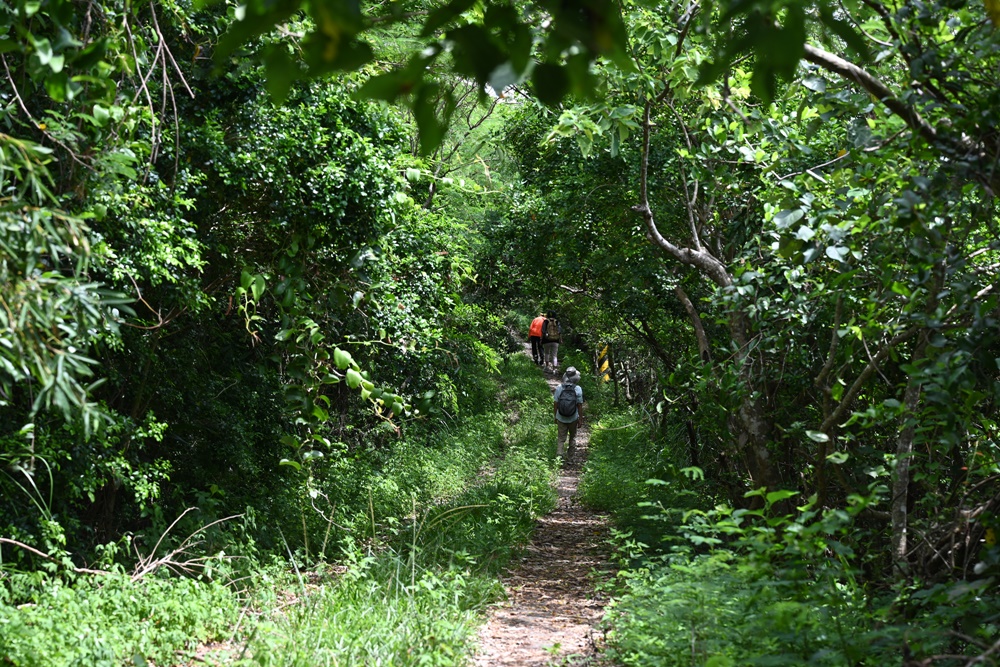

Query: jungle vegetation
[{"left": 1, "top": 0, "right": 999, "bottom": 664}]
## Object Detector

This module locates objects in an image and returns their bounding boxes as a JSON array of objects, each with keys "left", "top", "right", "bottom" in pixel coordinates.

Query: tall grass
[
  {"left": 241, "top": 352, "right": 559, "bottom": 666},
  {"left": 0, "top": 352, "right": 561, "bottom": 667}
]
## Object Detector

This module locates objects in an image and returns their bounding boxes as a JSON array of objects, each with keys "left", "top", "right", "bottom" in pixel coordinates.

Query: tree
[{"left": 518, "top": 0, "right": 1000, "bottom": 579}]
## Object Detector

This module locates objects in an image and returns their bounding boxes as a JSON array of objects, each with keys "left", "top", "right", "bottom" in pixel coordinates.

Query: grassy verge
[
  {"left": 239, "top": 351, "right": 556, "bottom": 666},
  {"left": 0, "top": 351, "right": 557, "bottom": 667}
]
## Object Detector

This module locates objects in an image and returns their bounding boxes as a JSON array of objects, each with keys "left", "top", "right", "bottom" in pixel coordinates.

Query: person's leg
[
  {"left": 552, "top": 342, "right": 559, "bottom": 369},
  {"left": 567, "top": 419, "right": 579, "bottom": 454},
  {"left": 530, "top": 337, "right": 542, "bottom": 364},
  {"left": 543, "top": 343, "right": 555, "bottom": 369},
  {"left": 557, "top": 421, "right": 569, "bottom": 458}
]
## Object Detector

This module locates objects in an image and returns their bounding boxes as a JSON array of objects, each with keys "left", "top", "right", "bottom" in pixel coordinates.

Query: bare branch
[
  {"left": 633, "top": 91, "right": 732, "bottom": 288},
  {"left": 0, "top": 537, "right": 109, "bottom": 576}
]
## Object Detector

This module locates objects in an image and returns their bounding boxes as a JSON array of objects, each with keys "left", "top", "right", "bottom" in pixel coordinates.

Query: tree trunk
[
  {"left": 738, "top": 390, "right": 779, "bottom": 491},
  {"left": 674, "top": 285, "right": 711, "bottom": 363},
  {"left": 635, "top": 90, "right": 781, "bottom": 492},
  {"left": 892, "top": 333, "right": 929, "bottom": 572}
]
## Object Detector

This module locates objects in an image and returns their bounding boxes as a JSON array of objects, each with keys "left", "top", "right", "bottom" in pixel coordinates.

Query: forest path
[{"left": 473, "top": 347, "right": 613, "bottom": 666}]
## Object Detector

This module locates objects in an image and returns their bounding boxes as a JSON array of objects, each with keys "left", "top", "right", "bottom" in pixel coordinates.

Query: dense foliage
[
  {"left": 3, "top": 0, "right": 1000, "bottom": 664},
  {"left": 484, "top": 0, "right": 1000, "bottom": 664}
]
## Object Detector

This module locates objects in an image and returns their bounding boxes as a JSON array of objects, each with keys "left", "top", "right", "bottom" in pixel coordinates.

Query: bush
[
  {"left": 0, "top": 572, "right": 238, "bottom": 667},
  {"left": 579, "top": 410, "right": 705, "bottom": 546}
]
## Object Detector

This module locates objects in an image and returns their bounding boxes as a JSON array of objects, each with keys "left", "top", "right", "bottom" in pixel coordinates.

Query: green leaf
[
  {"left": 32, "top": 36, "right": 53, "bottom": 65},
  {"left": 806, "top": 430, "right": 829, "bottom": 443},
  {"left": 825, "top": 245, "right": 849, "bottom": 262},
  {"left": 777, "top": 236, "right": 803, "bottom": 259},
  {"left": 448, "top": 25, "right": 505, "bottom": 82},
  {"left": 413, "top": 83, "right": 449, "bottom": 155},
  {"left": 48, "top": 54, "right": 65, "bottom": 73},
  {"left": 773, "top": 209, "right": 804, "bottom": 229},
  {"left": 421, "top": 0, "right": 477, "bottom": 37},
  {"left": 215, "top": 0, "right": 299, "bottom": 62},
  {"left": 765, "top": 489, "right": 798, "bottom": 505},
  {"left": 680, "top": 466, "right": 705, "bottom": 481},
  {"left": 263, "top": 46, "right": 300, "bottom": 104},
  {"left": 706, "top": 656, "right": 735, "bottom": 667},
  {"left": 820, "top": 9, "right": 872, "bottom": 61},
  {"left": 345, "top": 368, "right": 363, "bottom": 388},
  {"left": 279, "top": 458, "right": 302, "bottom": 470},
  {"left": 802, "top": 75, "right": 826, "bottom": 93},
  {"left": 92, "top": 104, "right": 110, "bottom": 127},
  {"left": 44, "top": 71, "right": 69, "bottom": 102},
  {"left": 333, "top": 348, "right": 353, "bottom": 369},
  {"left": 357, "top": 69, "right": 414, "bottom": 102},
  {"left": 827, "top": 451, "right": 850, "bottom": 464},
  {"left": 532, "top": 64, "right": 569, "bottom": 106}
]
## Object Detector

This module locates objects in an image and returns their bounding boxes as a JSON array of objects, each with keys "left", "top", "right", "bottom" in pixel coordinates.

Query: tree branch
[
  {"left": 633, "top": 94, "right": 732, "bottom": 288},
  {"left": 802, "top": 44, "right": 942, "bottom": 148}
]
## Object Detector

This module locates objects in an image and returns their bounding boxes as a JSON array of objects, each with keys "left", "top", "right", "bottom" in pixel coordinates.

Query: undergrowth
[
  {"left": 0, "top": 351, "right": 559, "bottom": 666},
  {"left": 241, "top": 350, "right": 557, "bottom": 665},
  {"left": 581, "top": 412, "right": 1000, "bottom": 666},
  {"left": 0, "top": 572, "right": 238, "bottom": 667}
]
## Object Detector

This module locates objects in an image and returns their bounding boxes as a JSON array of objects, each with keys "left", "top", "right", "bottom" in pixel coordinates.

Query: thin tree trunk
[
  {"left": 892, "top": 332, "right": 929, "bottom": 571},
  {"left": 674, "top": 285, "right": 711, "bottom": 363},
  {"left": 608, "top": 347, "right": 620, "bottom": 407},
  {"left": 635, "top": 83, "right": 781, "bottom": 491}
]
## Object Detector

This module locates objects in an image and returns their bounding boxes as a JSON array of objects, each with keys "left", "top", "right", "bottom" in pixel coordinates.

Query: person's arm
[{"left": 576, "top": 388, "right": 584, "bottom": 421}]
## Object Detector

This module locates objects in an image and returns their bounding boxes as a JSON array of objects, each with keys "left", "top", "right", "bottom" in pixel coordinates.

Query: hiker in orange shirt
[{"left": 528, "top": 313, "right": 546, "bottom": 366}]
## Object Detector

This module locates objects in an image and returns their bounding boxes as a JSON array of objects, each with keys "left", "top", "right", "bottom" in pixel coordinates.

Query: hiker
[
  {"left": 553, "top": 366, "right": 584, "bottom": 459},
  {"left": 541, "top": 315, "right": 561, "bottom": 371},
  {"left": 528, "top": 313, "right": 546, "bottom": 366}
]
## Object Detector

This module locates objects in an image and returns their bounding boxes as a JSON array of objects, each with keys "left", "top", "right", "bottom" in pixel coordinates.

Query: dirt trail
[{"left": 473, "top": 359, "right": 614, "bottom": 666}]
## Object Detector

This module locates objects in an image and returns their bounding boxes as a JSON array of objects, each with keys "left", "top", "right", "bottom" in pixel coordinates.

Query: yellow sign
[
  {"left": 598, "top": 345, "right": 608, "bottom": 361},
  {"left": 599, "top": 360, "right": 609, "bottom": 373}
]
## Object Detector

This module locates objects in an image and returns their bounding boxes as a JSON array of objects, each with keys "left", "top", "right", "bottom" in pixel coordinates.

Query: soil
[{"left": 473, "top": 360, "right": 615, "bottom": 666}]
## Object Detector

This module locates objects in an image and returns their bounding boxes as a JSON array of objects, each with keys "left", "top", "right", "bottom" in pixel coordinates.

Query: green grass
[
  {"left": 0, "top": 349, "right": 564, "bottom": 667},
  {"left": 238, "top": 351, "right": 559, "bottom": 666},
  {"left": 0, "top": 572, "right": 239, "bottom": 667}
]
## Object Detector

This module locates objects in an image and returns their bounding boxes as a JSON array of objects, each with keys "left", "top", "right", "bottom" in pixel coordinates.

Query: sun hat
[{"left": 562, "top": 367, "right": 581, "bottom": 384}]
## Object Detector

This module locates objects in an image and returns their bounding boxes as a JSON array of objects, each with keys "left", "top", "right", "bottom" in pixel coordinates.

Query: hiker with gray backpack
[{"left": 553, "top": 366, "right": 584, "bottom": 461}]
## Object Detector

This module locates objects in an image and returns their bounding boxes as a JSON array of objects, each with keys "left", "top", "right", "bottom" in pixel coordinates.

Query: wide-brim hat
[{"left": 563, "top": 367, "right": 581, "bottom": 384}]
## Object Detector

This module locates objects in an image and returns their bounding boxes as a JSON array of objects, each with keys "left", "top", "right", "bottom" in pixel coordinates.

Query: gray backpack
[{"left": 556, "top": 384, "right": 578, "bottom": 417}]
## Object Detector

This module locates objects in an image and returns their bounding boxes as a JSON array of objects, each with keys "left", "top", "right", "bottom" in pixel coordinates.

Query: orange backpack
[{"left": 529, "top": 316, "right": 545, "bottom": 337}]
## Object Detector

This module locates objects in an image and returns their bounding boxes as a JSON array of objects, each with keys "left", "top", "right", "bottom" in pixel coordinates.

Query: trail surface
[{"left": 474, "top": 359, "right": 613, "bottom": 666}]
